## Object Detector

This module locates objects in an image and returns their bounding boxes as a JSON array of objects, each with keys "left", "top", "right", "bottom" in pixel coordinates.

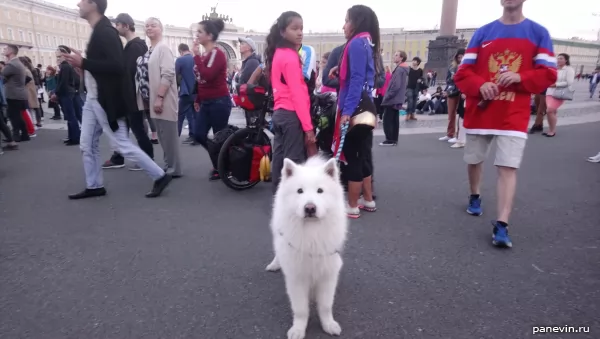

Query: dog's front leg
[
  {"left": 285, "top": 278, "right": 310, "bottom": 339},
  {"left": 265, "top": 255, "right": 281, "bottom": 271},
  {"left": 316, "top": 273, "right": 342, "bottom": 336}
]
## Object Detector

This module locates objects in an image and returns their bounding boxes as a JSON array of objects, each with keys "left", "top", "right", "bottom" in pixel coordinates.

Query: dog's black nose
[{"left": 304, "top": 203, "right": 317, "bottom": 217}]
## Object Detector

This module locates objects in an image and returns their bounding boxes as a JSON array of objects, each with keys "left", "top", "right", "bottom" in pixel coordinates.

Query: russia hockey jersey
[{"left": 454, "top": 19, "right": 557, "bottom": 138}]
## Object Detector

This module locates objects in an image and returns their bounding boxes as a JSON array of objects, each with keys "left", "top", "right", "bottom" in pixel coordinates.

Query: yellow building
[{"left": 0, "top": 0, "right": 91, "bottom": 67}]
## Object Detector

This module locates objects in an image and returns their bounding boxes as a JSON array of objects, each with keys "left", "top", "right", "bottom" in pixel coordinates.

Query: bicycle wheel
[{"left": 217, "top": 127, "right": 272, "bottom": 191}]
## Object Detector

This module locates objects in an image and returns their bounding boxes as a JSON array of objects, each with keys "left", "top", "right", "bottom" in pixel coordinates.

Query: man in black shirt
[
  {"left": 62, "top": 0, "right": 171, "bottom": 199},
  {"left": 406, "top": 57, "right": 424, "bottom": 121},
  {"left": 53, "top": 46, "right": 80, "bottom": 145}
]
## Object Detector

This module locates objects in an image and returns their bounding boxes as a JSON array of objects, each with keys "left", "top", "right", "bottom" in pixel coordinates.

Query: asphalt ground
[{"left": 0, "top": 122, "right": 599, "bottom": 339}]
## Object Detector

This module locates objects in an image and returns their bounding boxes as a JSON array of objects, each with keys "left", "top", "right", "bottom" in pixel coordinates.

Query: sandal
[{"left": 542, "top": 132, "right": 556, "bottom": 137}]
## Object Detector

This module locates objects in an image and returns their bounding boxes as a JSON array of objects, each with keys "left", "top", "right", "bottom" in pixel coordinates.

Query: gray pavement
[{"left": 1, "top": 121, "right": 599, "bottom": 338}]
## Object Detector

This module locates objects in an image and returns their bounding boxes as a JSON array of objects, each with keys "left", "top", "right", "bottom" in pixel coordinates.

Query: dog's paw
[
  {"left": 321, "top": 319, "right": 342, "bottom": 336},
  {"left": 265, "top": 259, "right": 281, "bottom": 272},
  {"left": 287, "top": 326, "right": 306, "bottom": 339}
]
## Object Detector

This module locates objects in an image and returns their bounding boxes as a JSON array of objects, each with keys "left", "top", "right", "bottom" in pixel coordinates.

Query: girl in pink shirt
[{"left": 264, "top": 11, "right": 316, "bottom": 192}]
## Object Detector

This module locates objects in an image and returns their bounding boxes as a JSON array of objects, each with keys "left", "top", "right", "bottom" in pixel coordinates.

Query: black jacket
[
  {"left": 122, "top": 37, "right": 148, "bottom": 113},
  {"left": 55, "top": 60, "right": 76, "bottom": 97},
  {"left": 81, "top": 16, "right": 127, "bottom": 131}
]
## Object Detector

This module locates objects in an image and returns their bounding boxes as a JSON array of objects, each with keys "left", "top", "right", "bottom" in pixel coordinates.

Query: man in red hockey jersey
[{"left": 454, "top": 0, "right": 557, "bottom": 248}]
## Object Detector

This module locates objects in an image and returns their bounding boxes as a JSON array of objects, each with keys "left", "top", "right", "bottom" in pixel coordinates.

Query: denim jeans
[
  {"left": 80, "top": 99, "right": 164, "bottom": 189},
  {"left": 405, "top": 88, "right": 418, "bottom": 114},
  {"left": 59, "top": 93, "right": 80, "bottom": 142},
  {"left": 194, "top": 95, "right": 232, "bottom": 149},
  {"left": 178, "top": 94, "right": 196, "bottom": 137},
  {"left": 74, "top": 93, "right": 83, "bottom": 122},
  {"left": 590, "top": 82, "right": 598, "bottom": 98}
]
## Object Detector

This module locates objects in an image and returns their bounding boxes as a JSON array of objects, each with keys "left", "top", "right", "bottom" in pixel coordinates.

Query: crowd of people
[{"left": 1, "top": 0, "right": 599, "bottom": 248}]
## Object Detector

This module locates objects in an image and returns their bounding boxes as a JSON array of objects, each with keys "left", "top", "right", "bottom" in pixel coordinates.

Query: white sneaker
[
  {"left": 450, "top": 142, "right": 465, "bottom": 148},
  {"left": 587, "top": 153, "right": 600, "bottom": 163},
  {"left": 346, "top": 206, "right": 360, "bottom": 218},
  {"left": 358, "top": 197, "right": 377, "bottom": 212},
  {"left": 448, "top": 138, "right": 458, "bottom": 143},
  {"left": 439, "top": 136, "right": 450, "bottom": 141}
]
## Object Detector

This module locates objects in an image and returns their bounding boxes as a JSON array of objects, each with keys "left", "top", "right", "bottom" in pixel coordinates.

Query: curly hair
[
  {"left": 264, "top": 11, "right": 302, "bottom": 78},
  {"left": 346, "top": 5, "right": 381, "bottom": 74}
]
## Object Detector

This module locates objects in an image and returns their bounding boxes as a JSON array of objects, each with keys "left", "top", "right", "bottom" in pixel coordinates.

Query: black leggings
[{"left": 341, "top": 127, "right": 373, "bottom": 182}]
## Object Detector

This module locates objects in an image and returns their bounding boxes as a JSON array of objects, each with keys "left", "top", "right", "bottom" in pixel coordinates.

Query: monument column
[{"left": 424, "top": 0, "right": 466, "bottom": 85}]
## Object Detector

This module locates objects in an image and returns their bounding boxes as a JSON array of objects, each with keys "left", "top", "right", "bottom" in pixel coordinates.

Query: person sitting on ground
[{"left": 415, "top": 88, "right": 433, "bottom": 114}]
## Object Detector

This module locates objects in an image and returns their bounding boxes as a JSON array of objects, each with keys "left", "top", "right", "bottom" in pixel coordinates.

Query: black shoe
[
  {"left": 68, "top": 187, "right": 107, "bottom": 200},
  {"left": 65, "top": 140, "right": 80, "bottom": 146},
  {"left": 63, "top": 138, "right": 70, "bottom": 143},
  {"left": 209, "top": 169, "right": 221, "bottom": 181},
  {"left": 151, "top": 139, "right": 159, "bottom": 145},
  {"left": 146, "top": 174, "right": 173, "bottom": 198},
  {"left": 2, "top": 144, "right": 18, "bottom": 151},
  {"left": 51, "top": 116, "right": 62, "bottom": 120},
  {"left": 18, "top": 136, "right": 31, "bottom": 142},
  {"left": 528, "top": 125, "right": 543, "bottom": 134},
  {"left": 379, "top": 140, "right": 397, "bottom": 146},
  {"left": 102, "top": 159, "right": 125, "bottom": 169}
]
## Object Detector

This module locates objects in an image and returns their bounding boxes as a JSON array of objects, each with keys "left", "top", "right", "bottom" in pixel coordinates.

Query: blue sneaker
[
  {"left": 466, "top": 195, "right": 482, "bottom": 216},
  {"left": 492, "top": 221, "right": 513, "bottom": 248}
]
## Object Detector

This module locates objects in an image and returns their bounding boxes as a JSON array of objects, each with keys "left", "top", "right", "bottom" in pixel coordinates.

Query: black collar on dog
[{"left": 278, "top": 230, "right": 340, "bottom": 257}]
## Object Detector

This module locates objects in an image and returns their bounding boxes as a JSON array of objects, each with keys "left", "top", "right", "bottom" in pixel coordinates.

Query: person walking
[
  {"left": 176, "top": 43, "right": 197, "bottom": 143},
  {"left": 380, "top": 50, "right": 409, "bottom": 146},
  {"left": 62, "top": 0, "right": 172, "bottom": 199},
  {"left": 1, "top": 45, "right": 29, "bottom": 142},
  {"left": 136, "top": 17, "right": 182, "bottom": 177},
  {"left": 192, "top": 17, "right": 232, "bottom": 181},
  {"left": 454, "top": 0, "right": 557, "bottom": 248},
  {"left": 102, "top": 13, "right": 155, "bottom": 170},
  {"left": 543, "top": 53, "right": 575, "bottom": 137}
]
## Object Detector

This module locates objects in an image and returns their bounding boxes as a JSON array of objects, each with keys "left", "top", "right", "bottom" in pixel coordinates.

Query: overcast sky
[{"left": 49, "top": 0, "right": 600, "bottom": 40}]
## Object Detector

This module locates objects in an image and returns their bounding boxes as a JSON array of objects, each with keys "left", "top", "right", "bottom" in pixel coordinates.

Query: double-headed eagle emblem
[{"left": 488, "top": 49, "right": 522, "bottom": 82}]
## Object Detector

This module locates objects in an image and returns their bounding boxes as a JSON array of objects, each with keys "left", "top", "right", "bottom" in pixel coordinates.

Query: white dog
[{"left": 266, "top": 157, "right": 348, "bottom": 339}]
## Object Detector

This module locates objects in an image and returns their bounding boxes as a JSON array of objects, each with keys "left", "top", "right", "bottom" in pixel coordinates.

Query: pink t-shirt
[{"left": 271, "top": 48, "right": 312, "bottom": 132}]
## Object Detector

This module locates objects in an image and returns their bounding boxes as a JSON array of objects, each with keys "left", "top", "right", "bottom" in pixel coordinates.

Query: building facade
[
  {"left": 0, "top": 0, "right": 244, "bottom": 68},
  {"left": 1, "top": 0, "right": 599, "bottom": 74}
]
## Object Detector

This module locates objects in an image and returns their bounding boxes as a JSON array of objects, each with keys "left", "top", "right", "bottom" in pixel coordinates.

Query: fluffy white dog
[{"left": 266, "top": 157, "right": 348, "bottom": 339}]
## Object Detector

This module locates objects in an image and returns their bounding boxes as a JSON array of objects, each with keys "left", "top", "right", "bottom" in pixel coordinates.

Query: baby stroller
[{"left": 312, "top": 92, "right": 337, "bottom": 157}]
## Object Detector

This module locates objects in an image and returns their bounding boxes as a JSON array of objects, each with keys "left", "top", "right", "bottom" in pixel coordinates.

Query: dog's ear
[
  {"left": 282, "top": 158, "right": 297, "bottom": 179},
  {"left": 323, "top": 158, "right": 338, "bottom": 179}
]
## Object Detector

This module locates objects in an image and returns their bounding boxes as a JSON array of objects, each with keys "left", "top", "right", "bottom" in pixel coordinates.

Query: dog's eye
[
  {"left": 317, "top": 188, "right": 323, "bottom": 193},
  {"left": 297, "top": 188, "right": 303, "bottom": 194}
]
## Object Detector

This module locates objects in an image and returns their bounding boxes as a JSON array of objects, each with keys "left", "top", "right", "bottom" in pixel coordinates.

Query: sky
[{"left": 49, "top": 0, "right": 600, "bottom": 40}]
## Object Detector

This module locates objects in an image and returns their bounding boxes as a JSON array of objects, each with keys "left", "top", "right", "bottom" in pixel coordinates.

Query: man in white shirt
[{"left": 416, "top": 89, "right": 433, "bottom": 114}]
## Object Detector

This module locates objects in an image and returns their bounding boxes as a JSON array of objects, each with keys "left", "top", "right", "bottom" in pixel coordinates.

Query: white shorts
[{"left": 464, "top": 134, "right": 526, "bottom": 169}]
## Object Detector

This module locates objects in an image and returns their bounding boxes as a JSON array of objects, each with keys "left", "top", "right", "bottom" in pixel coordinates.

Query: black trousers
[
  {"left": 382, "top": 106, "right": 399, "bottom": 142},
  {"left": 6, "top": 99, "right": 29, "bottom": 141},
  {"left": 111, "top": 110, "right": 154, "bottom": 163},
  {"left": 374, "top": 95, "right": 384, "bottom": 119}
]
